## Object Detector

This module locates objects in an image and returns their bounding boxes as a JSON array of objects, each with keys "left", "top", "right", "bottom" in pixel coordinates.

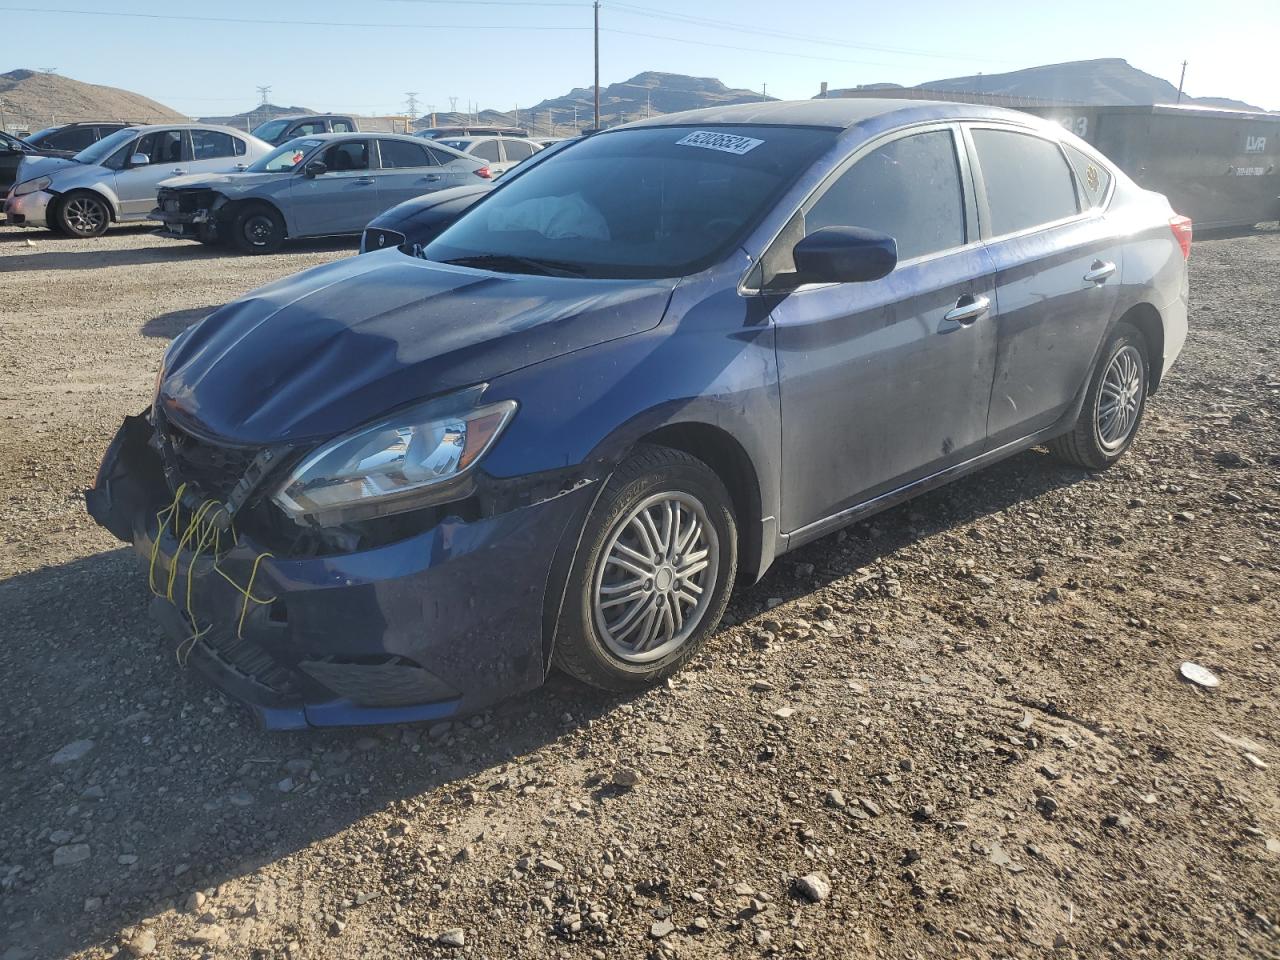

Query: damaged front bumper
[
  {"left": 4, "top": 188, "right": 54, "bottom": 227},
  {"left": 151, "top": 189, "right": 222, "bottom": 241},
  {"left": 87, "top": 413, "right": 597, "bottom": 730}
]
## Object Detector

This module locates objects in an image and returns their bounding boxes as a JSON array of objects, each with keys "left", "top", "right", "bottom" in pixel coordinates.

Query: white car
[
  {"left": 4, "top": 124, "right": 272, "bottom": 237},
  {"left": 428, "top": 135, "right": 543, "bottom": 177}
]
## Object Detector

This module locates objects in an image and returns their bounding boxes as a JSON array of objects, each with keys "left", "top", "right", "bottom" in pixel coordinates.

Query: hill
[
  {"left": 827, "top": 59, "right": 1261, "bottom": 111},
  {"left": 0, "top": 68, "right": 186, "bottom": 132}
]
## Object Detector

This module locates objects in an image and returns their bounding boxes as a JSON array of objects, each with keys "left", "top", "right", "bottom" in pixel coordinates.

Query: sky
[{"left": 3, "top": 0, "right": 1278, "bottom": 116}]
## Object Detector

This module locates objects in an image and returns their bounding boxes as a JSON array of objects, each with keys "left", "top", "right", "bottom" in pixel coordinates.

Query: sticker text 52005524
[{"left": 675, "top": 131, "right": 765, "bottom": 156}]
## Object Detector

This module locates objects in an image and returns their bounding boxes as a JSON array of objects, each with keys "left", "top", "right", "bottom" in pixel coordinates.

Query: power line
[
  {"left": 602, "top": 27, "right": 917, "bottom": 69},
  {"left": 0, "top": 6, "right": 589, "bottom": 30}
]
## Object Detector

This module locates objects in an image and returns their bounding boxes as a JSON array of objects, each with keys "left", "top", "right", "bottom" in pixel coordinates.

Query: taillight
[
  {"left": 1169, "top": 215, "right": 1193, "bottom": 259},
  {"left": 473, "top": 165, "right": 492, "bottom": 179}
]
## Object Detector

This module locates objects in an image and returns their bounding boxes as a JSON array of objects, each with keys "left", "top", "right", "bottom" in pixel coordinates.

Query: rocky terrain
[
  {"left": 0, "top": 69, "right": 185, "bottom": 132},
  {"left": 0, "top": 223, "right": 1277, "bottom": 960}
]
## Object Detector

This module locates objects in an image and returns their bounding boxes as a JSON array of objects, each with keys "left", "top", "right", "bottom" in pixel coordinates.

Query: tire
[
  {"left": 229, "top": 204, "right": 285, "bottom": 254},
  {"left": 552, "top": 445, "right": 738, "bottom": 691},
  {"left": 1048, "top": 321, "right": 1150, "bottom": 470},
  {"left": 55, "top": 191, "right": 111, "bottom": 238}
]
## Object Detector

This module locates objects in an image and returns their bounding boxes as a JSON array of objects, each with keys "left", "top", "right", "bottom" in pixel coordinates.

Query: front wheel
[
  {"left": 56, "top": 192, "right": 110, "bottom": 238},
  {"left": 553, "top": 445, "right": 737, "bottom": 691},
  {"left": 1048, "top": 321, "right": 1150, "bottom": 470},
  {"left": 229, "top": 204, "right": 285, "bottom": 254}
]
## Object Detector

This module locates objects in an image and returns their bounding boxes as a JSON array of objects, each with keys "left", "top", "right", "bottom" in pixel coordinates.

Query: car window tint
[
  {"left": 54, "top": 126, "right": 98, "bottom": 151},
  {"left": 471, "top": 140, "right": 502, "bottom": 162},
  {"left": 379, "top": 139, "right": 433, "bottom": 168},
  {"left": 425, "top": 146, "right": 461, "bottom": 166},
  {"left": 502, "top": 140, "right": 535, "bottom": 161},
  {"left": 293, "top": 121, "right": 327, "bottom": 136},
  {"left": 972, "top": 129, "right": 1079, "bottom": 235},
  {"left": 322, "top": 140, "right": 369, "bottom": 172},
  {"left": 191, "top": 129, "right": 236, "bottom": 160},
  {"left": 331, "top": 120, "right": 355, "bottom": 133},
  {"left": 1063, "top": 143, "right": 1112, "bottom": 209},
  {"left": 135, "top": 130, "right": 184, "bottom": 165},
  {"left": 232, "top": 136, "right": 247, "bottom": 157},
  {"left": 806, "top": 130, "right": 965, "bottom": 261}
]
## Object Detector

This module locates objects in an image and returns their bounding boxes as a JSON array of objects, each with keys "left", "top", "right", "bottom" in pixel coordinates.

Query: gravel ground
[{"left": 0, "top": 223, "right": 1277, "bottom": 960}]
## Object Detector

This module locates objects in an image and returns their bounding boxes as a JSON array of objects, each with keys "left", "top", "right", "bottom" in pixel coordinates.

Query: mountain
[
  {"left": 827, "top": 59, "right": 1262, "bottom": 111},
  {"left": 0, "top": 68, "right": 186, "bottom": 132},
  {"left": 415, "top": 72, "right": 773, "bottom": 134}
]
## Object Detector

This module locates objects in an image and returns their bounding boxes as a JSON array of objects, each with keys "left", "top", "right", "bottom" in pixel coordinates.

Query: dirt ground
[{"left": 0, "top": 223, "right": 1277, "bottom": 960}]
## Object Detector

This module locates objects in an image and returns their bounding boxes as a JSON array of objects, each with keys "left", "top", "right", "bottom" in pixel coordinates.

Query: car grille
[
  {"left": 362, "top": 227, "right": 405, "bottom": 253},
  {"left": 299, "top": 656, "right": 460, "bottom": 707}
]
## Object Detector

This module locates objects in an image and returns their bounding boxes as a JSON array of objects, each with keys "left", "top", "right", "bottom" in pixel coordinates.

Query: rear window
[
  {"left": 971, "top": 128, "right": 1079, "bottom": 236},
  {"left": 379, "top": 139, "right": 433, "bottom": 168},
  {"left": 471, "top": 140, "right": 502, "bottom": 162},
  {"left": 1063, "top": 143, "right": 1112, "bottom": 209}
]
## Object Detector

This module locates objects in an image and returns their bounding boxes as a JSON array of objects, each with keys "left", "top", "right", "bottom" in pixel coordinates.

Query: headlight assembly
[
  {"left": 12, "top": 175, "right": 52, "bottom": 197},
  {"left": 272, "top": 386, "right": 517, "bottom": 524}
]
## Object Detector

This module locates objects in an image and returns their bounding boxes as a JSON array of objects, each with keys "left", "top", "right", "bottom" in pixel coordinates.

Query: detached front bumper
[
  {"left": 87, "top": 414, "right": 596, "bottom": 729},
  {"left": 4, "top": 188, "right": 54, "bottom": 227},
  {"left": 150, "top": 205, "right": 215, "bottom": 242}
]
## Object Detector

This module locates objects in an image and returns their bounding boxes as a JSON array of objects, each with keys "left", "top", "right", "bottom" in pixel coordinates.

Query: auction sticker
[{"left": 675, "top": 130, "right": 764, "bottom": 156}]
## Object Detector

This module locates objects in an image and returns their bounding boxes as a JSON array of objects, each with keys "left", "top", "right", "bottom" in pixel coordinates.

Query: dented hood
[{"left": 158, "top": 252, "right": 676, "bottom": 444}]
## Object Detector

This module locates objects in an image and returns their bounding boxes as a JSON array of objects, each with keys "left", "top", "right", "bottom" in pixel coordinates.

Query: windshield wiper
[{"left": 439, "top": 253, "right": 587, "bottom": 277}]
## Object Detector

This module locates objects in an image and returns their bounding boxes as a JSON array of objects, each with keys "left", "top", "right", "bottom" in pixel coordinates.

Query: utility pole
[
  {"left": 1176, "top": 60, "right": 1188, "bottom": 103},
  {"left": 761, "top": 83, "right": 767, "bottom": 99},
  {"left": 449, "top": 96, "right": 458, "bottom": 114},
  {"left": 593, "top": 0, "right": 600, "bottom": 130},
  {"left": 405, "top": 92, "right": 419, "bottom": 117},
  {"left": 645, "top": 90, "right": 651, "bottom": 118}
]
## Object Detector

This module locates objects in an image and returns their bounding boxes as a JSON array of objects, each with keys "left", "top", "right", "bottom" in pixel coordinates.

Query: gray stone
[
  {"left": 437, "top": 929, "right": 465, "bottom": 948},
  {"left": 795, "top": 872, "right": 831, "bottom": 903},
  {"left": 125, "top": 931, "right": 157, "bottom": 957},
  {"left": 650, "top": 919, "right": 675, "bottom": 939},
  {"left": 52, "top": 844, "right": 90, "bottom": 866},
  {"left": 50, "top": 740, "right": 95, "bottom": 766}
]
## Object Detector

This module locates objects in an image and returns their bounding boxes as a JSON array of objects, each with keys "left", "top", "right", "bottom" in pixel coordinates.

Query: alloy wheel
[
  {"left": 592, "top": 491, "right": 719, "bottom": 664},
  {"left": 63, "top": 197, "right": 105, "bottom": 236},
  {"left": 1096, "top": 344, "right": 1144, "bottom": 451}
]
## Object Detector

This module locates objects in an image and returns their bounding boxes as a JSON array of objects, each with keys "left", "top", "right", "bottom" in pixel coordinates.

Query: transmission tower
[
  {"left": 256, "top": 85, "right": 272, "bottom": 106},
  {"left": 405, "top": 92, "right": 419, "bottom": 117}
]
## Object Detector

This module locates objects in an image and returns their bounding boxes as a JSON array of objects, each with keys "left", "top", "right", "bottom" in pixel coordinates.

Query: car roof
[
  {"left": 268, "top": 114, "right": 351, "bottom": 122},
  {"left": 118, "top": 123, "right": 257, "bottom": 135},
  {"left": 619, "top": 98, "right": 1039, "bottom": 131},
  {"left": 283, "top": 131, "right": 425, "bottom": 142}
]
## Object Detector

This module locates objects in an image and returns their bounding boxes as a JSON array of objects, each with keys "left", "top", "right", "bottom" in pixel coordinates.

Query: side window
[
  {"left": 379, "top": 139, "right": 433, "bottom": 168},
  {"left": 321, "top": 139, "right": 369, "bottom": 172},
  {"left": 502, "top": 140, "right": 535, "bottom": 162},
  {"left": 425, "top": 146, "right": 459, "bottom": 166},
  {"left": 232, "top": 136, "right": 247, "bottom": 157},
  {"left": 1063, "top": 143, "right": 1112, "bottom": 210},
  {"left": 806, "top": 130, "right": 966, "bottom": 262},
  {"left": 134, "top": 130, "right": 184, "bottom": 165},
  {"left": 471, "top": 140, "right": 502, "bottom": 163},
  {"left": 971, "top": 129, "right": 1079, "bottom": 235},
  {"left": 190, "top": 129, "right": 236, "bottom": 160},
  {"left": 293, "top": 121, "right": 327, "bottom": 137},
  {"left": 331, "top": 120, "right": 355, "bottom": 133},
  {"left": 53, "top": 126, "right": 97, "bottom": 151}
]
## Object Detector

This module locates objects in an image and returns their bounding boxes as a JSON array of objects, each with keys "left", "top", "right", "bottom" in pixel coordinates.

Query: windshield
[
  {"left": 248, "top": 138, "right": 323, "bottom": 172},
  {"left": 421, "top": 125, "right": 837, "bottom": 280},
  {"left": 72, "top": 127, "right": 138, "bottom": 166},
  {"left": 437, "top": 139, "right": 471, "bottom": 151},
  {"left": 252, "top": 119, "right": 291, "bottom": 143}
]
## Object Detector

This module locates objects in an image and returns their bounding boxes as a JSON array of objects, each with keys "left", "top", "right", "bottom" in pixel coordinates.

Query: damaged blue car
[{"left": 88, "top": 99, "right": 1190, "bottom": 729}]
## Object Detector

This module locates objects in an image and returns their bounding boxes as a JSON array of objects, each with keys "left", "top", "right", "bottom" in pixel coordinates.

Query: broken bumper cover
[
  {"left": 4, "top": 188, "right": 54, "bottom": 227},
  {"left": 150, "top": 207, "right": 214, "bottom": 241},
  {"left": 87, "top": 414, "right": 596, "bottom": 730}
]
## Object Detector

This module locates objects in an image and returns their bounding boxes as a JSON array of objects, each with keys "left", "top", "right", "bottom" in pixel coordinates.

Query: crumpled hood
[
  {"left": 159, "top": 252, "right": 677, "bottom": 444},
  {"left": 17, "top": 154, "right": 81, "bottom": 181},
  {"left": 159, "top": 171, "right": 278, "bottom": 194}
]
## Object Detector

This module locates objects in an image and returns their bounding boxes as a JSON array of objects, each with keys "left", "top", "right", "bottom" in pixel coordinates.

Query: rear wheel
[
  {"left": 56, "top": 191, "right": 110, "bottom": 238},
  {"left": 553, "top": 446, "right": 737, "bottom": 691},
  {"left": 230, "top": 204, "right": 285, "bottom": 254},
  {"left": 1048, "top": 321, "right": 1150, "bottom": 470}
]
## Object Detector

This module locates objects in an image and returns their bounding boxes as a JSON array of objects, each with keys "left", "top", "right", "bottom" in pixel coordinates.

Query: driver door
[
  {"left": 115, "top": 129, "right": 186, "bottom": 217},
  {"left": 771, "top": 125, "right": 999, "bottom": 534},
  {"left": 290, "top": 138, "right": 380, "bottom": 236}
]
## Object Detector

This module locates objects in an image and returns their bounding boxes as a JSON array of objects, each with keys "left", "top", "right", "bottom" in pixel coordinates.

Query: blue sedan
[{"left": 88, "top": 99, "right": 1191, "bottom": 729}]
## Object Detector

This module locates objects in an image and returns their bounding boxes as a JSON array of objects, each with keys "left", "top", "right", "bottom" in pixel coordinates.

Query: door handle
[
  {"left": 354, "top": 176, "right": 375, "bottom": 185},
  {"left": 170, "top": 168, "right": 187, "bottom": 175},
  {"left": 1084, "top": 260, "right": 1116, "bottom": 283},
  {"left": 422, "top": 174, "right": 442, "bottom": 182},
  {"left": 944, "top": 294, "right": 990, "bottom": 325}
]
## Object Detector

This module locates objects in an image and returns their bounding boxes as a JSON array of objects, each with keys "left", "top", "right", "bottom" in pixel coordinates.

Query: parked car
[
  {"left": 358, "top": 137, "right": 579, "bottom": 254},
  {"left": 88, "top": 99, "right": 1190, "bottom": 729},
  {"left": 418, "top": 125, "right": 528, "bottom": 139},
  {"left": 251, "top": 114, "right": 359, "bottom": 146},
  {"left": 430, "top": 135, "right": 542, "bottom": 176},
  {"left": 153, "top": 133, "right": 486, "bottom": 253},
  {"left": 24, "top": 121, "right": 133, "bottom": 153},
  {"left": 0, "top": 130, "right": 75, "bottom": 195},
  {"left": 4, "top": 124, "right": 271, "bottom": 237}
]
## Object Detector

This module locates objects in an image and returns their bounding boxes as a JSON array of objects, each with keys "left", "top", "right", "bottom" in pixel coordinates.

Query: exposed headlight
[
  {"left": 12, "top": 175, "right": 52, "bottom": 197},
  {"left": 272, "top": 386, "right": 517, "bottom": 523}
]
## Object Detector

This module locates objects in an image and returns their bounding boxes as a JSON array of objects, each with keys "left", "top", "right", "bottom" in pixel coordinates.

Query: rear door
[
  {"left": 374, "top": 138, "right": 451, "bottom": 208},
  {"left": 114, "top": 129, "right": 187, "bottom": 217},
  {"left": 291, "top": 138, "right": 380, "bottom": 236},
  {"left": 771, "top": 124, "right": 999, "bottom": 533},
  {"left": 966, "top": 124, "right": 1122, "bottom": 445},
  {"left": 186, "top": 128, "right": 249, "bottom": 174},
  {"left": 470, "top": 138, "right": 503, "bottom": 173},
  {"left": 498, "top": 138, "right": 537, "bottom": 176}
]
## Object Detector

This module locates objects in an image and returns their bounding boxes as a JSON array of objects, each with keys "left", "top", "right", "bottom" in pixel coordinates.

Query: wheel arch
[
  {"left": 219, "top": 196, "right": 289, "bottom": 238},
  {"left": 51, "top": 186, "right": 119, "bottom": 224},
  {"left": 1117, "top": 302, "right": 1165, "bottom": 393}
]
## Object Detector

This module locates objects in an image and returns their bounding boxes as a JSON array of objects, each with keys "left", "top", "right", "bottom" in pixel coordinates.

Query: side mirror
[
  {"left": 304, "top": 160, "right": 327, "bottom": 178},
  {"left": 792, "top": 226, "right": 897, "bottom": 285},
  {"left": 129, "top": 153, "right": 150, "bottom": 167}
]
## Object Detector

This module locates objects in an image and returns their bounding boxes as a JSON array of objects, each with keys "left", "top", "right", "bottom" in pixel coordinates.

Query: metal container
[{"left": 1019, "top": 103, "right": 1280, "bottom": 229}]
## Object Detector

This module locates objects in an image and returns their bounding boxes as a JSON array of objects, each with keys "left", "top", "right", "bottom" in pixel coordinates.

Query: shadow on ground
[
  {"left": 140, "top": 307, "right": 221, "bottom": 339},
  {"left": 0, "top": 446, "right": 1085, "bottom": 959},
  {"left": 0, "top": 233, "right": 356, "bottom": 272}
]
